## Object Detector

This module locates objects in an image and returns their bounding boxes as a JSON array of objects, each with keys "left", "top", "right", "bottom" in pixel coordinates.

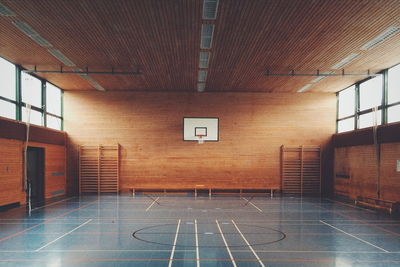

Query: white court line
[
  {"left": 145, "top": 197, "right": 160, "bottom": 211},
  {"left": 35, "top": 219, "right": 92, "bottom": 251},
  {"left": 231, "top": 220, "right": 265, "bottom": 267},
  {"left": 31, "top": 197, "right": 76, "bottom": 211},
  {"left": 195, "top": 219, "right": 200, "bottom": 267},
  {"left": 216, "top": 220, "right": 237, "bottom": 267},
  {"left": 241, "top": 197, "right": 263, "bottom": 212},
  {"left": 168, "top": 219, "right": 181, "bottom": 267},
  {"left": 319, "top": 220, "right": 389, "bottom": 253}
]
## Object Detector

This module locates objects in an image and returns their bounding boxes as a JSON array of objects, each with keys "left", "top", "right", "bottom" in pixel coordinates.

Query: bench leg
[
  {"left": 195, "top": 188, "right": 197, "bottom": 197},
  {"left": 209, "top": 188, "right": 211, "bottom": 199},
  {"left": 271, "top": 189, "right": 273, "bottom": 198},
  {"left": 132, "top": 189, "right": 135, "bottom": 197}
]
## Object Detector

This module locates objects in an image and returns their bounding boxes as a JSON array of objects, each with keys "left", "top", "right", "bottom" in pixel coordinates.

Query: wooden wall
[
  {"left": 64, "top": 91, "right": 336, "bottom": 195},
  {"left": 0, "top": 117, "right": 66, "bottom": 207},
  {"left": 334, "top": 123, "right": 400, "bottom": 202}
]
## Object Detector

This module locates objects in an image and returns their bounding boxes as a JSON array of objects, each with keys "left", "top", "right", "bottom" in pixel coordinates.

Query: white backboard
[{"left": 183, "top": 117, "right": 219, "bottom": 141}]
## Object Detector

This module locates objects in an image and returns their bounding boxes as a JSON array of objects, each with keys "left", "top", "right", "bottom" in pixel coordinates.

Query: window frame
[
  {"left": 336, "top": 63, "right": 400, "bottom": 132},
  {"left": 0, "top": 56, "right": 64, "bottom": 130}
]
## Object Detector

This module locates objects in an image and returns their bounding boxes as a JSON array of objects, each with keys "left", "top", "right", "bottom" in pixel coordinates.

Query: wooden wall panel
[
  {"left": 0, "top": 139, "right": 24, "bottom": 206},
  {"left": 29, "top": 142, "right": 66, "bottom": 199},
  {"left": 65, "top": 91, "right": 336, "bottom": 194},
  {"left": 334, "top": 143, "right": 400, "bottom": 202},
  {"left": 0, "top": 116, "right": 66, "bottom": 207}
]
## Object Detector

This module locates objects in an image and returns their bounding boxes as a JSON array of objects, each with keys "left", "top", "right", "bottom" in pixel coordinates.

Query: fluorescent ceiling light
[
  {"left": 199, "top": 51, "right": 210, "bottom": 68},
  {"left": 360, "top": 26, "right": 400, "bottom": 50},
  {"left": 201, "top": 24, "right": 215, "bottom": 49},
  {"left": 203, "top": 0, "right": 219, "bottom": 20},
  {"left": 198, "top": 70, "right": 207, "bottom": 82},
  {"left": 297, "top": 84, "right": 313, "bottom": 93},
  {"left": 0, "top": 3, "right": 15, "bottom": 16},
  {"left": 197, "top": 83, "right": 205, "bottom": 92},
  {"left": 47, "top": 49, "right": 75, "bottom": 67},
  {"left": 311, "top": 71, "right": 333, "bottom": 83},
  {"left": 331, "top": 53, "right": 360, "bottom": 70},
  {"left": 12, "top": 21, "right": 53, "bottom": 47},
  {"left": 78, "top": 74, "right": 105, "bottom": 91}
]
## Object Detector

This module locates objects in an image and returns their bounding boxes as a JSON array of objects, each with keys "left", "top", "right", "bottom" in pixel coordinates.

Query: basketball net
[{"left": 197, "top": 135, "right": 205, "bottom": 144}]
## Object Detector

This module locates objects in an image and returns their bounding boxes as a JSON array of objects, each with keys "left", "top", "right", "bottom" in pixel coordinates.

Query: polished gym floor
[{"left": 1, "top": 194, "right": 400, "bottom": 266}]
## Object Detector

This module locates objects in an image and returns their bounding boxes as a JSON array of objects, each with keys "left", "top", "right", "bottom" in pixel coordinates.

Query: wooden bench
[
  {"left": 355, "top": 196, "right": 400, "bottom": 215},
  {"left": 130, "top": 185, "right": 279, "bottom": 198}
]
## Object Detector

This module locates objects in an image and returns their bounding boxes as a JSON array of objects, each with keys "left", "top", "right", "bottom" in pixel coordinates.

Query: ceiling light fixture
[
  {"left": 331, "top": 53, "right": 360, "bottom": 70},
  {"left": 197, "top": 83, "right": 205, "bottom": 92},
  {"left": 201, "top": 24, "right": 215, "bottom": 49},
  {"left": 203, "top": 0, "right": 219, "bottom": 20},
  {"left": 199, "top": 51, "right": 210, "bottom": 68},
  {"left": 47, "top": 49, "right": 75, "bottom": 67},
  {"left": 360, "top": 26, "right": 400, "bottom": 50},
  {"left": 0, "top": 3, "right": 15, "bottom": 16},
  {"left": 12, "top": 21, "right": 53, "bottom": 47},
  {"left": 297, "top": 84, "right": 313, "bottom": 93},
  {"left": 198, "top": 70, "right": 207, "bottom": 82}
]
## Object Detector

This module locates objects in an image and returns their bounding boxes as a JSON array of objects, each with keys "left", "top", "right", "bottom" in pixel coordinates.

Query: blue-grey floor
[{"left": 1, "top": 194, "right": 400, "bottom": 266}]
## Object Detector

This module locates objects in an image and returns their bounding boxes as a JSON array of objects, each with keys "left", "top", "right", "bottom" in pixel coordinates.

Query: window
[
  {"left": 337, "top": 117, "right": 354, "bottom": 133},
  {"left": 359, "top": 110, "right": 382, "bottom": 128},
  {"left": 46, "top": 115, "right": 62, "bottom": 130},
  {"left": 338, "top": 86, "right": 355, "bottom": 119},
  {"left": 0, "top": 57, "right": 16, "bottom": 100},
  {"left": 388, "top": 64, "right": 400, "bottom": 105},
  {"left": 22, "top": 107, "right": 43, "bottom": 126},
  {"left": 0, "top": 57, "right": 64, "bottom": 129},
  {"left": 359, "top": 76, "right": 383, "bottom": 111},
  {"left": 388, "top": 105, "right": 400, "bottom": 123},
  {"left": 0, "top": 100, "right": 16, "bottom": 120},
  {"left": 46, "top": 82, "right": 62, "bottom": 116},
  {"left": 21, "top": 72, "right": 42, "bottom": 107}
]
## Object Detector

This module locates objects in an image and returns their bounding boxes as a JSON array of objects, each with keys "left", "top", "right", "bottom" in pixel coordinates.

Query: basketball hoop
[{"left": 197, "top": 135, "right": 205, "bottom": 144}]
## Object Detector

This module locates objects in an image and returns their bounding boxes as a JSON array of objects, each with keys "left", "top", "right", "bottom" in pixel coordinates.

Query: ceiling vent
[
  {"left": 47, "top": 49, "right": 75, "bottom": 67},
  {"left": 331, "top": 53, "right": 360, "bottom": 70},
  {"left": 198, "top": 70, "right": 207, "bottom": 82},
  {"left": 360, "top": 26, "right": 400, "bottom": 50},
  {"left": 0, "top": 3, "right": 15, "bottom": 16},
  {"left": 197, "top": 83, "right": 205, "bottom": 92},
  {"left": 201, "top": 24, "right": 215, "bottom": 49},
  {"left": 203, "top": 0, "right": 219, "bottom": 20},
  {"left": 12, "top": 21, "right": 53, "bottom": 47},
  {"left": 297, "top": 84, "right": 313, "bottom": 93},
  {"left": 199, "top": 51, "right": 210, "bottom": 68}
]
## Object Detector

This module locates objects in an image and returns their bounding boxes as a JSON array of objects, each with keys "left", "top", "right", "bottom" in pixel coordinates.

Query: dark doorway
[{"left": 27, "top": 147, "right": 45, "bottom": 208}]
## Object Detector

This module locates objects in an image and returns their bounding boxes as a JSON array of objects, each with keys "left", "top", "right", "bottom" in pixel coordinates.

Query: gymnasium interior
[{"left": 1, "top": 0, "right": 400, "bottom": 266}]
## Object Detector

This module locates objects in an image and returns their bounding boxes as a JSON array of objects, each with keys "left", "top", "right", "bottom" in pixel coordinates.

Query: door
[{"left": 27, "top": 147, "right": 45, "bottom": 208}]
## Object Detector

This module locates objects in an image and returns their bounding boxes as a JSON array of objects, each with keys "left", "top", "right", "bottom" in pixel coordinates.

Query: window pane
[
  {"left": 337, "top": 117, "right": 354, "bottom": 133},
  {"left": 359, "top": 76, "right": 383, "bottom": 110},
  {"left": 388, "top": 64, "right": 400, "bottom": 104},
  {"left": 359, "top": 110, "right": 382, "bottom": 129},
  {"left": 338, "top": 86, "right": 355, "bottom": 118},
  {"left": 46, "top": 82, "right": 62, "bottom": 116},
  {"left": 0, "top": 100, "right": 16, "bottom": 120},
  {"left": 388, "top": 105, "right": 400, "bottom": 123},
  {"left": 22, "top": 107, "right": 43, "bottom": 126},
  {"left": 0, "top": 57, "right": 16, "bottom": 100},
  {"left": 21, "top": 72, "right": 41, "bottom": 107},
  {"left": 46, "top": 115, "right": 62, "bottom": 130}
]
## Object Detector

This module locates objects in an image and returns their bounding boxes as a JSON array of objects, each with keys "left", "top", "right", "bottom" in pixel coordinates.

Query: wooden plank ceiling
[{"left": 0, "top": 0, "right": 399, "bottom": 93}]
